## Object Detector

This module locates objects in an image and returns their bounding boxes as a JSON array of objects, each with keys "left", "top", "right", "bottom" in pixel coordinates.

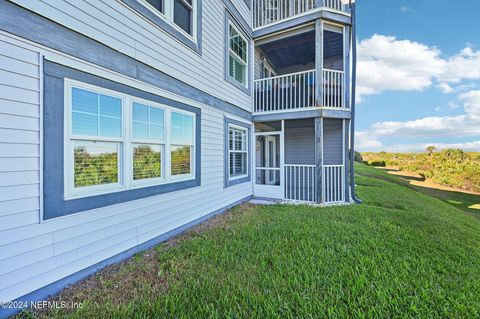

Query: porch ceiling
[
  {"left": 258, "top": 31, "right": 315, "bottom": 70},
  {"left": 257, "top": 30, "right": 343, "bottom": 72}
]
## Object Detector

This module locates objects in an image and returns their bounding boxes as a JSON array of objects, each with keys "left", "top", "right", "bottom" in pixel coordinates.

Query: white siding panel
[
  {"left": 0, "top": 54, "right": 38, "bottom": 78},
  {"left": 0, "top": 198, "right": 39, "bottom": 217},
  {"left": 0, "top": 128, "right": 39, "bottom": 144},
  {"left": 231, "top": 0, "right": 252, "bottom": 24},
  {"left": 0, "top": 143, "right": 39, "bottom": 158},
  {"left": 0, "top": 99, "right": 40, "bottom": 118},
  {"left": 0, "top": 184, "right": 39, "bottom": 202},
  {"left": 0, "top": 70, "right": 39, "bottom": 92},
  {"left": 0, "top": 234, "right": 52, "bottom": 262},
  {"left": 0, "top": 40, "right": 39, "bottom": 63},
  {"left": 0, "top": 84, "right": 39, "bottom": 105},
  {"left": 0, "top": 211, "right": 39, "bottom": 231},
  {"left": 0, "top": 245, "right": 53, "bottom": 276},
  {"left": 0, "top": 158, "right": 39, "bottom": 172},
  {"left": 0, "top": 171, "right": 39, "bottom": 187},
  {"left": 0, "top": 36, "right": 41, "bottom": 236},
  {"left": 0, "top": 113, "right": 39, "bottom": 131}
]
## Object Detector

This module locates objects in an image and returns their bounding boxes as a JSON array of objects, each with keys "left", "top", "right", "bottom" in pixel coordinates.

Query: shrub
[
  {"left": 369, "top": 160, "right": 386, "bottom": 167},
  {"left": 354, "top": 151, "right": 363, "bottom": 163}
]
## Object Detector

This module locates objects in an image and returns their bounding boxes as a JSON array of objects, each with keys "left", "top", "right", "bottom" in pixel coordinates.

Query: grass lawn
[{"left": 22, "top": 164, "right": 480, "bottom": 318}]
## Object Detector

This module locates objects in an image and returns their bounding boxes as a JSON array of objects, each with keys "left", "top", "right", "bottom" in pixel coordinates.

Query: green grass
[
  {"left": 23, "top": 164, "right": 480, "bottom": 318},
  {"left": 357, "top": 164, "right": 480, "bottom": 217}
]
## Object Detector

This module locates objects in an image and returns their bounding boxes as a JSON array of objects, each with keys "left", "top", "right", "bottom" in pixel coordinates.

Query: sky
[{"left": 355, "top": 0, "right": 480, "bottom": 152}]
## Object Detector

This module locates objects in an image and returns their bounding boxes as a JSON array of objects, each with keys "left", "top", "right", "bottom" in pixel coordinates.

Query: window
[
  {"left": 66, "top": 81, "right": 196, "bottom": 199},
  {"left": 228, "top": 125, "right": 248, "bottom": 179},
  {"left": 132, "top": 102, "right": 165, "bottom": 181},
  {"left": 140, "top": 0, "right": 195, "bottom": 37},
  {"left": 171, "top": 112, "right": 194, "bottom": 176},
  {"left": 228, "top": 22, "right": 248, "bottom": 87},
  {"left": 70, "top": 87, "right": 123, "bottom": 194}
]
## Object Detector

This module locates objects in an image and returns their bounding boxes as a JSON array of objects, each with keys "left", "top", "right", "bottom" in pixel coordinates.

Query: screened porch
[
  {"left": 254, "top": 25, "right": 347, "bottom": 114},
  {"left": 254, "top": 118, "right": 347, "bottom": 204}
]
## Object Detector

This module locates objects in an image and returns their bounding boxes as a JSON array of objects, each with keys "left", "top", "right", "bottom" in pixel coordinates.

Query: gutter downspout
[{"left": 349, "top": 0, "right": 362, "bottom": 204}]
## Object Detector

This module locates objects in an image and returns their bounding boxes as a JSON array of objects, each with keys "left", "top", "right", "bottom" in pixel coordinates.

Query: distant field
[{"left": 361, "top": 149, "right": 480, "bottom": 194}]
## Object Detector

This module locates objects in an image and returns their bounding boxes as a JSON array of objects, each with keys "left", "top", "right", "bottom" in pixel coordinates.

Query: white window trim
[
  {"left": 138, "top": 0, "right": 197, "bottom": 41},
  {"left": 228, "top": 22, "right": 249, "bottom": 88},
  {"left": 228, "top": 123, "right": 248, "bottom": 181},
  {"left": 64, "top": 79, "right": 196, "bottom": 200}
]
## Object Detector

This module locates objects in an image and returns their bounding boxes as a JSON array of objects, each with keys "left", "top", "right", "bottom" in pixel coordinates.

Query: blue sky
[{"left": 355, "top": 0, "right": 480, "bottom": 152}]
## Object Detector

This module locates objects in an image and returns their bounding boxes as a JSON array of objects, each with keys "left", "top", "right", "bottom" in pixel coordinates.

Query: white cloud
[
  {"left": 357, "top": 35, "right": 444, "bottom": 100},
  {"left": 439, "top": 48, "right": 480, "bottom": 83},
  {"left": 356, "top": 90, "right": 480, "bottom": 151},
  {"left": 447, "top": 102, "right": 460, "bottom": 109},
  {"left": 357, "top": 35, "right": 480, "bottom": 101},
  {"left": 357, "top": 140, "right": 480, "bottom": 153},
  {"left": 355, "top": 132, "right": 382, "bottom": 150},
  {"left": 400, "top": 5, "right": 413, "bottom": 13},
  {"left": 437, "top": 82, "right": 454, "bottom": 94},
  {"left": 459, "top": 90, "right": 480, "bottom": 116}
]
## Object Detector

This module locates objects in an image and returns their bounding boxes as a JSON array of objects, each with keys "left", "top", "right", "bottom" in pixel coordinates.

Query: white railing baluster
[
  {"left": 284, "top": 164, "right": 316, "bottom": 203},
  {"left": 254, "top": 69, "right": 345, "bottom": 113},
  {"left": 321, "top": 69, "right": 344, "bottom": 108},
  {"left": 254, "top": 0, "right": 348, "bottom": 28},
  {"left": 322, "top": 164, "right": 345, "bottom": 204}
]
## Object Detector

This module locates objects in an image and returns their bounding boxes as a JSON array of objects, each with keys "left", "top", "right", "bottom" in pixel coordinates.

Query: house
[{"left": 0, "top": 0, "right": 358, "bottom": 316}]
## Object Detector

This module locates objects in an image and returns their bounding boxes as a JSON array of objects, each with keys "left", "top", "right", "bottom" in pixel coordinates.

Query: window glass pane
[
  {"left": 171, "top": 145, "right": 191, "bottom": 175},
  {"left": 171, "top": 127, "right": 182, "bottom": 145},
  {"left": 171, "top": 112, "right": 194, "bottom": 145},
  {"left": 229, "top": 129, "right": 234, "bottom": 151},
  {"left": 174, "top": 0, "right": 192, "bottom": 35},
  {"left": 99, "top": 94, "right": 122, "bottom": 118},
  {"left": 229, "top": 54, "right": 246, "bottom": 86},
  {"left": 171, "top": 112, "right": 182, "bottom": 128},
  {"left": 229, "top": 25, "right": 247, "bottom": 62},
  {"left": 72, "top": 112, "right": 98, "bottom": 136},
  {"left": 150, "top": 124, "right": 164, "bottom": 141},
  {"left": 133, "top": 144, "right": 162, "bottom": 180},
  {"left": 150, "top": 107, "right": 164, "bottom": 124},
  {"left": 182, "top": 128, "right": 193, "bottom": 145},
  {"left": 72, "top": 87, "right": 123, "bottom": 138},
  {"left": 133, "top": 103, "right": 164, "bottom": 142},
  {"left": 230, "top": 152, "right": 247, "bottom": 177},
  {"left": 74, "top": 141, "right": 118, "bottom": 188},
  {"left": 99, "top": 116, "right": 122, "bottom": 138},
  {"left": 183, "top": 114, "right": 193, "bottom": 130},
  {"left": 133, "top": 103, "right": 149, "bottom": 122},
  {"left": 229, "top": 153, "right": 234, "bottom": 176},
  {"left": 133, "top": 121, "right": 149, "bottom": 140},
  {"left": 145, "top": 0, "right": 164, "bottom": 13},
  {"left": 72, "top": 88, "right": 97, "bottom": 114},
  {"left": 234, "top": 153, "right": 247, "bottom": 175}
]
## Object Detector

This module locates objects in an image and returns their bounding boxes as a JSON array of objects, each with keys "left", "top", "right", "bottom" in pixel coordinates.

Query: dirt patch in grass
[
  {"left": 26, "top": 203, "right": 256, "bottom": 318},
  {"left": 379, "top": 167, "right": 480, "bottom": 195}
]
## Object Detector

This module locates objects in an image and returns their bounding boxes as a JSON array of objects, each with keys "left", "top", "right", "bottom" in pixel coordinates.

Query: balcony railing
[
  {"left": 323, "top": 69, "right": 345, "bottom": 108},
  {"left": 253, "top": 69, "right": 346, "bottom": 113},
  {"left": 284, "top": 164, "right": 316, "bottom": 202},
  {"left": 254, "top": 0, "right": 349, "bottom": 28},
  {"left": 323, "top": 164, "right": 345, "bottom": 203},
  {"left": 254, "top": 70, "right": 316, "bottom": 113}
]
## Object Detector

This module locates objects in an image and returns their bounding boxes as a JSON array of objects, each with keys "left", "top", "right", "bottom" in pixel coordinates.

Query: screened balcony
[
  {"left": 254, "top": 0, "right": 350, "bottom": 28},
  {"left": 254, "top": 27, "right": 346, "bottom": 113}
]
